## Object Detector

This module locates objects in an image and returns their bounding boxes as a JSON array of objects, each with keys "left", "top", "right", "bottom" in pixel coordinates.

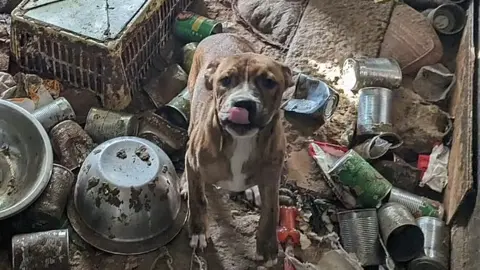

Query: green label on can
[
  {"left": 174, "top": 12, "right": 223, "bottom": 43},
  {"left": 329, "top": 150, "right": 393, "bottom": 208},
  {"left": 419, "top": 199, "right": 443, "bottom": 218}
]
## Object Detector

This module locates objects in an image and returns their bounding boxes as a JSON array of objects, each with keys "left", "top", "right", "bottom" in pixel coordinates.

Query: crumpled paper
[
  {"left": 0, "top": 72, "right": 54, "bottom": 109},
  {"left": 420, "top": 144, "right": 449, "bottom": 192}
]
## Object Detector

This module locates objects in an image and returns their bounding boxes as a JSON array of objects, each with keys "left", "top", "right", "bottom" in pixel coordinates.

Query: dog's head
[{"left": 204, "top": 53, "right": 293, "bottom": 138}]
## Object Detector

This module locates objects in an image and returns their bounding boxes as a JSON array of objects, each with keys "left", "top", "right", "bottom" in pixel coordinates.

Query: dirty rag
[{"left": 420, "top": 144, "right": 449, "bottom": 192}]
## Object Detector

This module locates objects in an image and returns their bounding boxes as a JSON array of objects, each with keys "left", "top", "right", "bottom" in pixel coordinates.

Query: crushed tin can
[
  {"left": 174, "top": 11, "right": 223, "bottom": 42},
  {"left": 156, "top": 87, "right": 191, "bottom": 130},
  {"left": 423, "top": 3, "right": 466, "bottom": 35},
  {"left": 282, "top": 74, "right": 340, "bottom": 122},
  {"left": 84, "top": 107, "right": 139, "bottom": 143},
  {"left": 50, "top": 120, "right": 95, "bottom": 170},
  {"left": 378, "top": 202, "right": 425, "bottom": 262},
  {"left": 337, "top": 209, "right": 384, "bottom": 266},
  {"left": 409, "top": 217, "right": 449, "bottom": 270},
  {"left": 12, "top": 229, "right": 69, "bottom": 270},
  {"left": 138, "top": 111, "right": 188, "bottom": 156},
  {"left": 181, "top": 42, "right": 198, "bottom": 73},
  {"left": 388, "top": 187, "right": 444, "bottom": 218},
  {"left": 353, "top": 132, "right": 403, "bottom": 160},
  {"left": 328, "top": 149, "right": 392, "bottom": 208},
  {"left": 24, "top": 164, "right": 75, "bottom": 231},
  {"left": 144, "top": 64, "right": 188, "bottom": 109},
  {"left": 32, "top": 97, "right": 76, "bottom": 131},
  {"left": 342, "top": 57, "right": 402, "bottom": 93}
]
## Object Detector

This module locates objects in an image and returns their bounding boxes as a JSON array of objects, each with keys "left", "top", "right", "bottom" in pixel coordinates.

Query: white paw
[
  {"left": 180, "top": 181, "right": 188, "bottom": 200},
  {"left": 264, "top": 259, "right": 278, "bottom": 268},
  {"left": 245, "top": 185, "right": 261, "bottom": 207},
  {"left": 189, "top": 234, "right": 207, "bottom": 249}
]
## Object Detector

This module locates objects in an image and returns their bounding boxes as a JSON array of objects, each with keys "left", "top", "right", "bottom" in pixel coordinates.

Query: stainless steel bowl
[
  {"left": 0, "top": 100, "right": 53, "bottom": 220},
  {"left": 67, "top": 136, "right": 188, "bottom": 255}
]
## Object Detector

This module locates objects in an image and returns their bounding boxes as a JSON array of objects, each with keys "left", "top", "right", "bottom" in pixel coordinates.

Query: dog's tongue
[{"left": 228, "top": 107, "right": 250, "bottom": 124}]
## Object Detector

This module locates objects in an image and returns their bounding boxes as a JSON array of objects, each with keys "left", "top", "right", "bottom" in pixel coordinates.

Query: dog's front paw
[
  {"left": 255, "top": 235, "right": 279, "bottom": 268},
  {"left": 189, "top": 233, "right": 208, "bottom": 249},
  {"left": 179, "top": 174, "right": 188, "bottom": 199}
]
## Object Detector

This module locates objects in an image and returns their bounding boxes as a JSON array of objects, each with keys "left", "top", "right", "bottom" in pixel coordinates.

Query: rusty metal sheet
[{"left": 444, "top": 1, "right": 475, "bottom": 225}]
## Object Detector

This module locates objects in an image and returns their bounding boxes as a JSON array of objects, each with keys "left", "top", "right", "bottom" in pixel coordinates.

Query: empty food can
[
  {"left": 337, "top": 209, "right": 383, "bottom": 266},
  {"left": 409, "top": 217, "right": 449, "bottom": 270},
  {"left": 50, "top": 120, "right": 95, "bottom": 170},
  {"left": 181, "top": 42, "right": 198, "bottom": 73},
  {"left": 144, "top": 64, "right": 188, "bottom": 109},
  {"left": 353, "top": 132, "right": 402, "bottom": 160},
  {"left": 328, "top": 149, "right": 392, "bottom": 208},
  {"left": 32, "top": 97, "right": 76, "bottom": 131},
  {"left": 388, "top": 187, "right": 444, "bottom": 219},
  {"left": 137, "top": 112, "right": 188, "bottom": 156},
  {"left": 342, "top": 57, "right": 402, "bottom": 93},
  {"left": 357, "top": 87, "right": 395, "bottom": 138},
  {"left": 25, "top": 164, "right": 75, "bottom": 231},
  {"left": 424, "top": 3, "right": 466, "bottom": 35},
  {"left": 174, "top": 12, "right": 223, "bottom": 42},
  {"left": 84, "top": 107, "right": 138, "bottom": 143},
  {"left": 378, "top": 202, "right": 425, "bottom": 262},
  {"left": 157, "top": 87, "right": 191, "bottom": 130},
  {"left": 12, "top": 229, "right": 69, "bottom": 270}
]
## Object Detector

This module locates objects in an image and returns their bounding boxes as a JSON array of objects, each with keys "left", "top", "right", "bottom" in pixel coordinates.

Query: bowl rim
[{"left": 0, "top": 99, "right": 53, "bottom": 220}]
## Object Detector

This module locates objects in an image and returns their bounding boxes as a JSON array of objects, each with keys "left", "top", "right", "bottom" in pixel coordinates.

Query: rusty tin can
[
  {"left": 25, "top": 164, "right": 75, "bottom": 231},
  {"left": 337, "top": 209, "right": 383, "bottom": 266},
  {"left": 328, "top": 149, "right": 392, "bottom": 208},
  {"left": 181, "top": 42, "right": 198, "bottom": 73},
  {"left": 12, "top": 229, "right": 69, "bottom": 270},
  {"left": 84, "top": 107, "right": 139, "bottom": 143},
  {"left": 357, "top": 87, "right": 396, "bottom": 139},
  {"left": 157, "top": 87, "right": 191, "bottom": 130},
  {"left": 342, "top": 57, "right": 402, "bottom": 93},
  {"left": 409, "top": 217, "right": 449, "bottom": 270},
  {"left": 388, "top": 187, "right": 444, "bottom": 219},
  {"left": 424, "top": 3, "right": 466, "bottom": 35},
  {"left": 283, "top": 74, "right": 340, "bottom": 121},
  {"left": 50, "top": 120, "right": 95, "bottom": 170},
  {"left": 174, "top": 12, "right": 223, "bottom": 42},
  {"left": 378, "top": 202, "right": 425, "bottom": 262},
  {"left": 32, "top": 97, "right": 76, "bottom": 131},
  {"left": 138, "top": 112, "right": 188, "bottom": 156}
]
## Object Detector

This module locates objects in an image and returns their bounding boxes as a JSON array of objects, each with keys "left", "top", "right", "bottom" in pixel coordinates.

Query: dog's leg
[
  {"left": 255, "top": 167, "right": 281, "bottom": 267},
  {"left": 186, "top": 161, "right": 209, "bottom": 249}
]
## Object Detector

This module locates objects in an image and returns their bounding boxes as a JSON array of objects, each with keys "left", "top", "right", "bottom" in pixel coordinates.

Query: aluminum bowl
[
  {"left": 67, "top": 136, "right": 188, "bottom": 255},
  {"left": 0, "top": 100, "right": 53, "bottom": 220}
]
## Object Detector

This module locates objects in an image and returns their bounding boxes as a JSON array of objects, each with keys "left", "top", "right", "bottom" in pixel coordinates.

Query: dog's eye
[
  {"left": 260, "top": 77, "right": 278, "bottom": 89},
  {"left": 219, "top": 76, "right": 232, "bottom": 87}
]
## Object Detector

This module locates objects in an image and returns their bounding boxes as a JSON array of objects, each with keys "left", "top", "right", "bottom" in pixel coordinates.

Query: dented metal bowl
[
  {"left": 67, "top": 136, "right": 188, "bottom": 255},
  {"left": 0, "top": 100, "right": 53, "bottom": 220}
]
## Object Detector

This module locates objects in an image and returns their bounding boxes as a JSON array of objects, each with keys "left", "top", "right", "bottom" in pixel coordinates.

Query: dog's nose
[{"left": 233, "top": 100, "right": 257, "bottom": 116}]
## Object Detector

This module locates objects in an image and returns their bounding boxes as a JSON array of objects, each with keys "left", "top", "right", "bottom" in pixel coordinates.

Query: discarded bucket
[
  {"left": 388, "top": 187, "right": 444, "bottom": 219},
  {"left": 181, "top": 42, "right": 198, "bottom": 73},
  {"left": 357, "top": 87, "right": 394, "bottom": 138},
  {"left": 32, "top": 97, "right": 76, "bottom": 131},
  {"left": 342, "top": 58, "right": 402, "bottom": 93},
  {"left": 337, "top": 209, "right": 383, "bottom": 266},
  {"left": 157, "top": 87, "right": 191, "bottom": 130},
  {"left": 138, "top": 111, "right": 188, "bottom": 156},
  {"left": 84, "top": 107, "right": 139, "bottom": 143},
  {"left": 50, "top": 120, "right": 95, "bottom": 170},
  {"left": 424, "top": 3, "right": 466, "bottom": 35},
  {"left": 282, "top": 74, "right": 339, "bottom": 121},
  {"left": 12, "top": 229, "right": 69, "bottom": 270},
  {"left": 25, "top": 164, "right": 75, "bottom": 231},
  {"left": 378, "top": 202, "right": 425, "bottom": 262},
  {"left": 328, "top": 149, "right": 392, "bottom": 208},
  {"left": 409, "top": 217, "right": 449, "bottom": 270},
  {"left": 174, "top": 12, "right": 223, "bottom": 42}
]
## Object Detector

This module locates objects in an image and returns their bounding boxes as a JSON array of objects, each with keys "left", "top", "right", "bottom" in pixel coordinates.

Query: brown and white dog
[{"left": 181, "top": 33, "right": 293, "bottom": 267}]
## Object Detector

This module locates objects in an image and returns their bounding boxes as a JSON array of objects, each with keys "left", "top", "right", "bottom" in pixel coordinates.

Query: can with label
[
  {"left": 157, "top": 87, "right": 191, "bottom": 130},
  {"left": 388, "top": 187, "right": 444, "bottom": 218},
  {"left": 174, "top": 12, "right": 223, "bottom": 43},
  {"left": 328, "top": 149, "right": 392, "bottom": 208}
]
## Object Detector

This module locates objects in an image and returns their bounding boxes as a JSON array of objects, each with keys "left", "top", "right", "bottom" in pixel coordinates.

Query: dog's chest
[{"left": 216, "top": 137, "right": 257, "bottom": 192}]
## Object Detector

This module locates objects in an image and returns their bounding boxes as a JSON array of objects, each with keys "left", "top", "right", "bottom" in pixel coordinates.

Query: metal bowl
[
  {"left": 0, "top": 100, "right": 53, "bottom": 220},
  {"left": 67, "top": 136, "right": 188, "bottom": 255}
]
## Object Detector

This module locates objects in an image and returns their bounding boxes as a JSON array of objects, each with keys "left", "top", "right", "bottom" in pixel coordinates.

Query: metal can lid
[
  {"left": 408, "top": 256, "right": 447, "bottom": 270},
  {"left": 341, "top": 58, "right": 359, "bottom": 92}
]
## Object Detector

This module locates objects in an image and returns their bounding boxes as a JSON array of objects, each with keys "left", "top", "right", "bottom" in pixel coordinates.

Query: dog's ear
[
  {"left": 281, "top": 64, "right": 294, "bottom": 89},
  {"left": 204, "top": 60, "right": 220, "bottom": 91}
]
